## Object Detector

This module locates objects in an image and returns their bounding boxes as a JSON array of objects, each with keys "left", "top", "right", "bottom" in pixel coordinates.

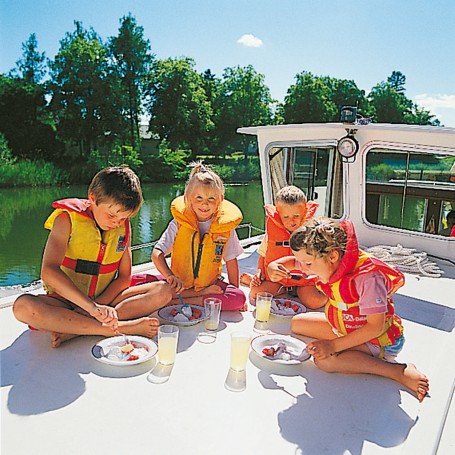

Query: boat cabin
[{"left": 239, "top": 122, "right": 455, "bottom": 262}]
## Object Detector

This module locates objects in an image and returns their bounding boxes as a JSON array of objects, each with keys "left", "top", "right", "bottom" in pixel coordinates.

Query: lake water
[{"left": 0, "top": 182, "right": 265, "bottom": 286}]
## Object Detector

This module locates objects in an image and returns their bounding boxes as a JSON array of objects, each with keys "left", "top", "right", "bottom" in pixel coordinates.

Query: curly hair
[{"left": 290, "top": 217, "right": 347, "bottom": 258}]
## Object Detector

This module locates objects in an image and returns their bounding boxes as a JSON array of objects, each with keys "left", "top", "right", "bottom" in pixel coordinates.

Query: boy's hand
[
  {"left": 267, "top": 263, "right": 290, "bottom": 283},
  {"left": 166, "top": 275, "right": 184, "bottom": 293},
  {"left": 90, "top": 304, "right": 119, "bottom": 332},
  {"left": 250, "top": 270, "right": 263, "bottom": 287}
]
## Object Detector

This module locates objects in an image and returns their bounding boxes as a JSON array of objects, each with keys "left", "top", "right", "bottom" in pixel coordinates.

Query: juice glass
[
  {"left": 204, "top": 297, "right": 222, "bottom": 331},
  {"left": 158, "top": 325, "right": 179, "bottom": 365},
  {"left": 255, "top": 292, "right": 273, "bottom": 332},
  {"left": 229, "top": 331, "right": 252, "bottom": 371}
]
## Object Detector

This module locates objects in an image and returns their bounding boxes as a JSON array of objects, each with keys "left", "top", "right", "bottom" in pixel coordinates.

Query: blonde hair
[
  {"left": 290, "top": 217, "right": 347, "bottom": 258},
  {"left": 275, "top": 185, "right": 307, "bottom": 205},
  {"left": 184, "top": 161, "right": 225, "bottom": 198},
  {"left": 88, "top": 165, "right": 143, "bottom": 216}
]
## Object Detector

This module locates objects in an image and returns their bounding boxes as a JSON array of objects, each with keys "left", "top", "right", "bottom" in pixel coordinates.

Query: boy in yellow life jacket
[
  {"left": 241, "top": 185, "right": 326, "bottom": 310},
  {"left": 268, "top": 217, "right": 429, "bottom": 401},
  {"left": 13, "top": 166, "right": 172, "bottom": 347}
]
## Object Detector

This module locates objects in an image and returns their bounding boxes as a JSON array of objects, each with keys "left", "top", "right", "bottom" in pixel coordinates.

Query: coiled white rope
[{"left": 365, "top": 244, "right": 444, "bottom": 278}]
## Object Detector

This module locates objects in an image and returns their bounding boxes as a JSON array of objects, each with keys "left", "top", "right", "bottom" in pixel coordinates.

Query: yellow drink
[
  {"left": 230, "top": 333, "right": 251, "bottom": 371},
  {"left": 256, "top": 299, "right": 272, "bottom": 322},
  {"left": 205, "top": 319, "right": 219, "bottom": 331},
  {"left": 158, "top": 336, "right": 177, "bottom": 365}
]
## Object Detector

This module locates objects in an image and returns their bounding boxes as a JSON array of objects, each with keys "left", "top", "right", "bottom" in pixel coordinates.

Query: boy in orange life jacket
[
  {"left": 269, "top": 217, "right": 429, "bottom": 401},
  {"left": 240, "top": 185, "right": 326, "bottom": 309},
  {"left": 13, "top": 166, "right": 172, "bottom": 348}
]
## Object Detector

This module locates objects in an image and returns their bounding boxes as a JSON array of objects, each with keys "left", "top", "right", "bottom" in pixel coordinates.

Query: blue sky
[{"left": 1, "top": 0, "right": 455, "bottom": 126}]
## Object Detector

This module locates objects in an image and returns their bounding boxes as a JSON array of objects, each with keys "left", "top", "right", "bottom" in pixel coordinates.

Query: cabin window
[
  {"left": 268, "top": 145, "right": 343, "bottom": 218},
  {"left": 365, "top": 149, "right": 455, "bottom": 236}
]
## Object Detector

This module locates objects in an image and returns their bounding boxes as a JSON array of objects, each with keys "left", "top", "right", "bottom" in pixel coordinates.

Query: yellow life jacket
[
  {"left": 43, "top": 198, "right": 130, "bottom": 299},
  {"left": 170, "top": 196, "right": 242, "bottom": 291},
  {"left": 317, "top": 220, "right": 405, "bottom": 347}
]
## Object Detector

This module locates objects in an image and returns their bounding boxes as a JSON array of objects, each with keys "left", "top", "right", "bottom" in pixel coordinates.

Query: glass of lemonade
[
  {"left": 158, "top": 325, "right": 179, "bottom": 365},
  {"left": 254, "top": 292, "right": 273, "bottom": 332},
  {"left": 229, "top": 331, "right": 252, "bottom": 371},
  {"left": 204, "top": 298, "right": 222, "bottom": 332}
]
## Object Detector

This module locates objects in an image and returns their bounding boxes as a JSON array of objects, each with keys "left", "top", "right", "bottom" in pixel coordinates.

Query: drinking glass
[
  {"left": 158, "top": 325, "right": 179, "bottom": 365},
  {"left": 229, "top": 331, "right": 251, "bottom": 372},
  {"left": 254, "top": 292, "right": 273, "bottom": 332},
  {"left": 204, "top": 297, "right": 222, "bottom": 332}
]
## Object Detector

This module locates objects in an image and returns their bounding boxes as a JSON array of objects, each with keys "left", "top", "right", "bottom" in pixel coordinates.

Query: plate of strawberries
[
  {"left": 251, "top": 334, "right": 310, "bottom": 365},
  {"left": 158, "top": 304, "right": 207, "bottom": 326},
  {"left": 270, "top": 298, "right": 306, "bottom": 317}
]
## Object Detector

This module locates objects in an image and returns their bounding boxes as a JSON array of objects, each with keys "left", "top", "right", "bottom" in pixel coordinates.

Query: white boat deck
[{"left": 1, "top": 243, "right": 454, "bottom": 455}]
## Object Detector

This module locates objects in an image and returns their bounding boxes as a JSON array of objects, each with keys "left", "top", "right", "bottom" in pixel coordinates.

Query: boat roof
[{"left": 1, "top": 240, "right": 454, "bottom": 455}]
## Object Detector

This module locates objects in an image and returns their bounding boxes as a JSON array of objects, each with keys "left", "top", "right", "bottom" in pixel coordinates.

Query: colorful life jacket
[
  {"left": 317, "top": 220, "right": 405, "bottom": 347},
  {"left": 263, "top": 202, "right": 318, "bottom": 287},
  {"left": 170, "top": 196, "right": 242, "bottom": 291},
  {"left": 43, "top": 198, "right": 130, "bottom": 299}
]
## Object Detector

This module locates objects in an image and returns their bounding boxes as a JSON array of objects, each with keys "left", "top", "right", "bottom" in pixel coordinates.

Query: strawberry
[
  {"left": 285, "top": 300, "right": 291, "bottom": 308},
  {"left": 262, "top": 347, "right": 276, "bottom": 357},
  {"left": 170, "top": 308, "right": 178, "bottom": 317},
  {"left": 291, "top": 304, "right": 299, "bottom": 312},
  {"left": 127, "top": 355, "right": 139, "bottom": 361},
  {"left": 192, "top": 308, "right": 202, "bottom": 318}
]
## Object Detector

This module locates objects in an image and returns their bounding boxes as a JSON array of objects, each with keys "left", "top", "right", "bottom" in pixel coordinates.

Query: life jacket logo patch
[
  {"left": 116, "top": 235, "right": 127, "bottom": 252},
  {"left": 213, "top": 237, "right": 227, "bottom": 263}
]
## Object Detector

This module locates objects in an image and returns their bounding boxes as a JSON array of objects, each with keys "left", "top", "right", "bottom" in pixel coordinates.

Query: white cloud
[
  {"left": 414, "top": 94, "right": 455, "bottom": 127},
  {"left": 415, "top": 94, "right": 455, "bottom": 110},
  {"left": 237, "top": 34, "right": 263, "bottom": 48}
]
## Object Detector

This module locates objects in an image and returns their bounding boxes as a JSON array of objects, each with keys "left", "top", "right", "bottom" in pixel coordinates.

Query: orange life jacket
[
  {"left": 263, "top": 202, "right": 318, "bottom": 287},
  {"left": 43, "top": 198, "right": 130, "bottom": 299},
  {"left": 317, "top": 220, "right": 405, "bottom": 347}
]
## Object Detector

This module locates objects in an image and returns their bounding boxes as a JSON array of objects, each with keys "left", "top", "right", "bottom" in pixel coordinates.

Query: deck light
[
  {"left": 340, "top": 106, "right": 357, "bottom": 124},
  {"left": 337, "top": 130, "right": 359, "bottom": 162}
]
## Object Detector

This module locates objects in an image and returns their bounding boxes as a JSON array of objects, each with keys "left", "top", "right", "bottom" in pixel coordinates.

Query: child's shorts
[{"left": 367, "top": 335, "right": 405, "bottom": 361}]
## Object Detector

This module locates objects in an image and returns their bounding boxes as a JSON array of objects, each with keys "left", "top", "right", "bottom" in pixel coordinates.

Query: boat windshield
[
  {"left": 365, "top": 148, "right": 455, "bottom": 236},
  {"left": 268, "top": 145, "right": 344, "bottom": 218}
]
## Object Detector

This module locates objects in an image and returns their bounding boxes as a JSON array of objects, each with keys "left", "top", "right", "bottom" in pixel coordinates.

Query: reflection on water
[{"left": 0, "top": 182, "right": 265, "bottom": 286}]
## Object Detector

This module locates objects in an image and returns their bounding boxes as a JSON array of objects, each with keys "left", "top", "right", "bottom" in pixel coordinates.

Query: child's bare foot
[
  {"left": 240, "top": 273, "right": 253, "bottom": 286},
  {"left": 120, "top": 317, "right": 160, "bottom": 338},
  {"left": 51, "top": 332, "right": 79, "bottom": 348},
  {"left": 401, "top": 363, "right": 429, "bottom": 401},
  {"left": 204, "top": 284, "right": 223, "bottom": 294}
]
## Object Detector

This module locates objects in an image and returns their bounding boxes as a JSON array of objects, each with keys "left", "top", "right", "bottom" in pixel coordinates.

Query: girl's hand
[
  {"left": 90, "top": 303, "right": 118, "bottom": 332},
  {"left": 250, "top": 270, "right": 263, "bottom": 287},
  {"left": 307, "top": 340, "right": 336, "bottom": 360},
  {"left": 267, "top": 262, "right": 290, "bottom": 283},
  {"left": 166, "top": 274, "right": 184, "bottom": 293}
]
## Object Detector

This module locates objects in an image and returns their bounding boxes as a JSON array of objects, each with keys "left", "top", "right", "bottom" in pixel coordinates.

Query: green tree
[
  {"left": 281, "top": 71, "right": 337, "bottom": 123},
  {"left": 49, "top": 21, "right": 121, "bottom": 160},
  {"left": 214, "top": 65, "right": 273, "bottom": 155},
  {"left": 146, "top": 57, "right": 213, "bottom": 158},
  {"left": 109, "top": 14, "right": 154, "bottom": 149},
  {"left": 387, "top": 71, "right": 406, "bottom": 94},
  {"left": 322, "top": 77, "right": 371, "bottom": 120},
  {"left": 0, "top": 74, "right": 60, "bottom": 161},
  {"left": 368, "top": 81, "right": 411, "bottom": 123},
  {"left": 13, "top": 33, "right": 46, "bottom": 85}
]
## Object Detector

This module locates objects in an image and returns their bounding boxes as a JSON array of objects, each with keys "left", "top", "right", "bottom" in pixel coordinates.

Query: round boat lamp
[{"left": 337, "top": 135, "right": 359, "bottom": 161}]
